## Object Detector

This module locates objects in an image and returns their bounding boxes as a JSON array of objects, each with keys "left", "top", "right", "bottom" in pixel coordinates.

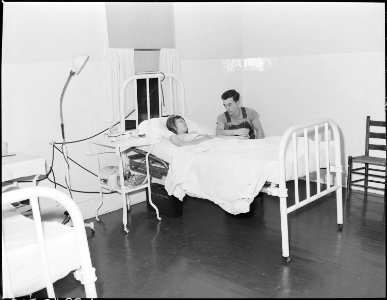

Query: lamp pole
[
  {"left": 60, "top": 71, "right": 76, "bottom": 199},
  {"left": 59, "top": 56, "right": 94, "bottom": 231}
]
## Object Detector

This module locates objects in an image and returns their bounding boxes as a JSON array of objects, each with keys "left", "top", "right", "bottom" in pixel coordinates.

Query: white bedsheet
[
  {"left": 2, "top": 203, "right": 81, "bottom": 297},
  {"left": 164, "top": 137, "right": 279, "bottom": 214},
  {"left": 163, "top": 136, "right": 332, "bottom": 214}
]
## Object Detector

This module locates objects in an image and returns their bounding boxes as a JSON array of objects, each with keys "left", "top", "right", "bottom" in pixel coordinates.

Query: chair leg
[
  {"left": 346, "top": 156, "right": 352, "bottom": 200},
  {"left": 364, "top": 162, "right": 369, "bottom": 196},
  {"left": 384, "top": 167, "right": 386, "bottom": 203}
]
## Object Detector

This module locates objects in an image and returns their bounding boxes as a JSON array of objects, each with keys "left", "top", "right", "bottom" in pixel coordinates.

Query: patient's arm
[
  {"left": 170, "top": 135, "right": 213, "bottom": 147},
  {"left": 218, "top": 135, "right": 248, "bottom": 140}
]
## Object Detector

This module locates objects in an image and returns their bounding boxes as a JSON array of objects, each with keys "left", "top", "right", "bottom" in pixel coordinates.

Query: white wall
[
  {"left": 2, "top": 2, "right": 145, "bottom": 219},
  {"left": 174, "top": 2, "right": 385, "bottom": 192},
  {"left": 174, "top": 3, "right": 244, "bottom": 129},
  {"left": 2, "top": 2, "right": 385, "bottom": 221}
]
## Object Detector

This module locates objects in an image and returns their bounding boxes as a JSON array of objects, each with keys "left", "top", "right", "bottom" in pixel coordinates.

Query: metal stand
[
  {"left": 59, "top": 69, "right": 94, "bottom": 232},
  {"left": 62, "top": 143, "right": 95, "bottom": 232}
]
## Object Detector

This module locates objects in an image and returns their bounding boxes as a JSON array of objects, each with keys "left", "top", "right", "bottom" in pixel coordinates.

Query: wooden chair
[{"left": 347, "top": 116, "right": 386, "bottom": 200}]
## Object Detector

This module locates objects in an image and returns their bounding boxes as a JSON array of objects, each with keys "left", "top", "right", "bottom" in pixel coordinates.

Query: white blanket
[
  {"left": 165, "top": 137, "right": 280, "bottom": 214},
  {"left": 164, "top": 135, "right": 332, "bottom": 214}
]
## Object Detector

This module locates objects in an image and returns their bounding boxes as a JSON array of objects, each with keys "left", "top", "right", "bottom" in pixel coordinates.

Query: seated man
[
  {"left": 166, "top": 115, "right": 213, "bottom": 147},
  {"left": 216, "top": 89, "right": 264, "bottom": 139}
]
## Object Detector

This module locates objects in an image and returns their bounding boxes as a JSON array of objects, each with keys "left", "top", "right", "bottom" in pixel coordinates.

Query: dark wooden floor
[{"left": 32, "top": 184, "right": 385, "bottom": 298}]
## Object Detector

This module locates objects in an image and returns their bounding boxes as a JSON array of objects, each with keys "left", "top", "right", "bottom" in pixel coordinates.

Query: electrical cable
[
  {"left": 51, "top": 166, "right": 57, "bottom": 189},
  {"left": 18, "top": 143, "right": 56, "bottom": 183},
  {"left": 17, "top": 142, "right": 116, "bottom": 194},
  {"left": 64, "top": 175, "right": 73, "bottom": 198},
  {"left": 45, "top": 176, "right": 117, "bottom": 194},
  {"left": 53, "top": 144, "right": 99, "bottom": 177},
  {"left": 54, "top": 72, "right": 167, "bottom": 146},
  {"left": 24, "top": 72, "right": 168, "bottom": 195}
]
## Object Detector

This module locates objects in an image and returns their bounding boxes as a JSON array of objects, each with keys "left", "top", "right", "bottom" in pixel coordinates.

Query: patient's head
[{"left": 166, "top": 115, "right": 188, "bottom": 135}]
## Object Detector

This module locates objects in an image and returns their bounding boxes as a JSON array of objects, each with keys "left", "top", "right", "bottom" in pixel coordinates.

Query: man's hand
[{"left": 234, "top": 128, "right": 250, "bottom": 137}]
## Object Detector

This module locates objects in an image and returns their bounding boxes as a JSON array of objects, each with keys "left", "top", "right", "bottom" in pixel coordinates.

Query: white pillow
[
  {"left": 138, "top": 117, "right": 172, "bottom": 139},
  {"left": 137, "top": 116, "right": 215, "bottom": 139}
]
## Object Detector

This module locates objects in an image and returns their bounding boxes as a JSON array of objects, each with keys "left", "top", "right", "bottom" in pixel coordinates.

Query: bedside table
[{"left": 89, "top": 134, "right": 161, "bottom": 233}]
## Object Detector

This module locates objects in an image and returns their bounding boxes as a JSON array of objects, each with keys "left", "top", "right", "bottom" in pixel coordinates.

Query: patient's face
[
  {"left": 222, "top": 98, "right": 240, "bottom": 117},
  {"left": 175, "top": 118, "right": 188, "bottom": 134}
]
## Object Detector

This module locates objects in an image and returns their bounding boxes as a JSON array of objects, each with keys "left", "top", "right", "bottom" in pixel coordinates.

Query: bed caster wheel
[
  {"left": 337, "top": 224, "right": 343, "bottom": 231},
  {"left": 282, "top": 256, "right": 292, "bottom": 263},
  {"left": 124, "top": 227, "right": 129, "bottom": 234}
]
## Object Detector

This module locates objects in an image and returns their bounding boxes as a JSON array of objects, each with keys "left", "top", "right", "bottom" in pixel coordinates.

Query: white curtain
[
  {"left": 106, "top": 48, "right": 135, "bottom": 126},
  {"left": 159, "top": 48, "right": 186, "bottom": 117}
]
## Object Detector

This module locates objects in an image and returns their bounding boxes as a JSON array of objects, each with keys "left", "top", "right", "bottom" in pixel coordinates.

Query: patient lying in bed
[
  {"left": 166, "top": 115, "right": 214, "bottom": 147},
  {"left": 166, "top": 115, "right": 247, "bottom": 147}
]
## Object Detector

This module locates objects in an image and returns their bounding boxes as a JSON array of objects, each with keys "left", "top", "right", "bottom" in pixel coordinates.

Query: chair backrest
[{"left": 365, "top": 115, "right": 386, "bottom": 156}]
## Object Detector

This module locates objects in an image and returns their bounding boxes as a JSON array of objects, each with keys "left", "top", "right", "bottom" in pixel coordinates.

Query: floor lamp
[{"left": 60, "top": 55, "right": 94, "bottom": 231}]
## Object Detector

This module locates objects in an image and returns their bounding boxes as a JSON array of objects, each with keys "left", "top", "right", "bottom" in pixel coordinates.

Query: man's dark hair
[
  {"left": 221, "top": 89, "right": 240, "bottom": 102},
  {"left": 166, "top": 115, "right": 184, "bottom": 134}
]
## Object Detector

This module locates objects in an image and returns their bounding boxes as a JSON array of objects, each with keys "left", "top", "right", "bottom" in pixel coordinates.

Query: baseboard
[{"left": 76, "top": 190, "right": 148, "bottom": 220}]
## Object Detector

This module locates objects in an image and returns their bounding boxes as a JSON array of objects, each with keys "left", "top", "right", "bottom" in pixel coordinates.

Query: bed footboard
[
  {"left": 276, "top": 118, "right": 343, "bottom": 262},
  {"left": 2, "top": 186, "right": 97, "bottom": 298}
]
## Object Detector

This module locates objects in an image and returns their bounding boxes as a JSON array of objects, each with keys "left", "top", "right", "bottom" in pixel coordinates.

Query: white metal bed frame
[
  {"left": 119, "top": 72, "right": 186, "bottom": 134},
  {"left": 118, "top": 72, "right": 344, "bottom": 262},
  {"left": 2, "top": 186, "right": 97, "bottom": 298}
]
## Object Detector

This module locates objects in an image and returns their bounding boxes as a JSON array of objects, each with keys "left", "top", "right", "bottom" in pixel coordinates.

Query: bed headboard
[{"left": 119, "top": 72, "right": 186, "bottom": 134}]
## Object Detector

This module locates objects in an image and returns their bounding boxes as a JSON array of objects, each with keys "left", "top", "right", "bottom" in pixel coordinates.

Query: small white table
[
  {"left": 89, "top": 134, "right": 160, "bottom": 233},
  {"left": 2, "top": 152, "right": 46, "bottom": 217},
  {"left": 2, "top": 153, "right": 46, "bottom": 191}
]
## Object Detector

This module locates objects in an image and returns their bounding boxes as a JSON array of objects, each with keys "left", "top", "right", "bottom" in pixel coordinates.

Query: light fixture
[
  {"left": 72, "top": 55, "right": 89, "bottom": 75},
  {"left": 59, "top": 55, "right": 94, "bottom": 231}
]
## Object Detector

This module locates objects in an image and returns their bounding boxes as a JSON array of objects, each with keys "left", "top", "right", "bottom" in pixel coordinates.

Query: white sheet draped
[
  {"left": 165, "top": 137, "right": 279, "bottom": 214},
  {"left": 163, "top": 136, "right": 331, "bottom": 215},
  {"left": 106, "top": 48, "right": 135, "bottom": 124},
  {"left": 159, "top": 48, "right": 186, "bottom": 116}
]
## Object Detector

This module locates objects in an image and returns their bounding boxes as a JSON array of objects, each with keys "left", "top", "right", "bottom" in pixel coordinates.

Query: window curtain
[
  {"left": 159, "top": 48, "right": 186, "bottom": 117},
  {"left": 106, "top": 48, "right": 135, "bottom": 126}
]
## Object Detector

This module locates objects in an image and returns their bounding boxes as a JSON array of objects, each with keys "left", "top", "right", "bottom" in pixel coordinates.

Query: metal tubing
[
  {"left": 325, "top": 123, "right": 331, "bottom": 189},
  {"left": 314, "top": 126, "right": 321, "bottom": 193},
  {"left": 292, "top": 132, "right": 299, "bottom": 204},
  {"left": 287, "top": 186, "right": 339, "bottom": 213},
  {"left": 117, "top": 147, "right": 129, "bottom": 233},
  {"left": 146, "top": 78, "right": 150, "bottom": 120},
  {"left": 30, "top": 195, "right": 56, "bottom": 297},
  {"left": 304, "top": 128, "right": 310, "bottom": 198},
  {"left": 119, "top": 73, "right": 186, "bottom": 134},
  {"left": 145, "top": 144, "right": 161, "bottom": 221},
  {"left": 158, "top": 78, "right": 162, "bottom": 117},
  {"left": 2, "top": 186, "right": 97, "bottom": 298},
  {"left": 278, "top": 118, "right": 343, "bottom": 258}
]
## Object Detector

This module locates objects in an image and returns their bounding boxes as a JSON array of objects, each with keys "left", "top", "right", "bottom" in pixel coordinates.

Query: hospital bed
[
  {"left": 2, "top": 186, "right": 97, "bottom": 298},
  {"left": 118, "top": 73, "right": 344, "bottom": 262}
]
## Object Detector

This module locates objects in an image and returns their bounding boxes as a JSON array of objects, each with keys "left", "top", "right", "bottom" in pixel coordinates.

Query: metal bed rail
[
  {"left": 119, "top": 72, "right": 186, "bottom": 134},
  {"left": 2, "top": 186, "right": 97, "bottom": 298},
  {"left": 275, "top": 118, "right": 343, "bottom": 262}
]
